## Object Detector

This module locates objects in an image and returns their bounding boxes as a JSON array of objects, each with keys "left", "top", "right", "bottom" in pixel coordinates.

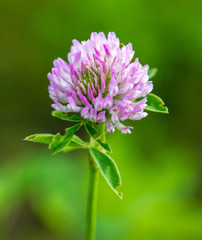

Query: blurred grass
[{"left": 0, "top": 0, "right": 202, "bottom": 239}]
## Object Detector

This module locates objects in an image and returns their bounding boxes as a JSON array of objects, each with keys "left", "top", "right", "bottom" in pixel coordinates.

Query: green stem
[
  {"left": 85, "top": 154, "right": 99, "bottom": 240},
  {"left": 85, "top": 124, "right": 106, "bottom": 240}
]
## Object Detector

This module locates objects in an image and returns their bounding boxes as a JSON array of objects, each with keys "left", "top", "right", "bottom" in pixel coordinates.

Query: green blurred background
[{"left": 1, "top": 0, "right": 202, "bottom": 239}]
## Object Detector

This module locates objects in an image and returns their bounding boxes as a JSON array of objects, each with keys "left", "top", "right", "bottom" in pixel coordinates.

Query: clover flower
[
  {"left": 48, "top": 32, "right": 153, "bottom": 133},
  {"left": 26, "top": 32, "right": 168, "bottom": 240}
]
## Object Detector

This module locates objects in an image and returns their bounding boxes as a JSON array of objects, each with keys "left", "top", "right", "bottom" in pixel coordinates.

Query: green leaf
[
  {"left": 96, "top": 139, "right": 111, "bottom": 152},
  {"left": 145, "top": 93, "right": 168, "bottom": 113},
  {"left": 63, "top": 135, "right": 88, "bottom": 152},
  {"left": 24, "top": 134, "right": 54, "bottom": 144},
  {"left": 52, "top": 111, "right": 81, "bottom": 122},
  {"left": 69, "top": 135, "right": 86, "bottom": 147},
  {"left": 148, "top": 68, "right": 158, "bottom": 79},
  {"left": 62, "top": 135, "right": 88, "bottom": 152},
  {"left": 62, "top": 145, "right": 85, "bottom": 152},
  {"left": 66, "top": 123, "right": 82, "bottom": 135},
  {"left": 134, "top": 96, "right": 144, "bottom": 103},
  {"left": 85, "top": 124, "right": 111, "bottom": 152},
  {"left": 49, "top": 133, "right": 72, "bottom": 154},
  {"left": 49, "top": 123, "right": 82, "bottom": 154},
  {"left": 85, "top": 124, "right": 97, "bottom": 138},
  {"left": 89, "top": 148, "right": 122, "bottom": 199}
]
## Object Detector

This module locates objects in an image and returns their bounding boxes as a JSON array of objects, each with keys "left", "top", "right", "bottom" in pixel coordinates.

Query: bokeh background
[{"left": 1, "top": 0, "right": 202, "bottom": 239}]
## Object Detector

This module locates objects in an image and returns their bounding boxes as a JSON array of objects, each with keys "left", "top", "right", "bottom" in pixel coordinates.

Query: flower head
[{"left": 48, "top": 32, "right": 153, "bottom": 133}]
